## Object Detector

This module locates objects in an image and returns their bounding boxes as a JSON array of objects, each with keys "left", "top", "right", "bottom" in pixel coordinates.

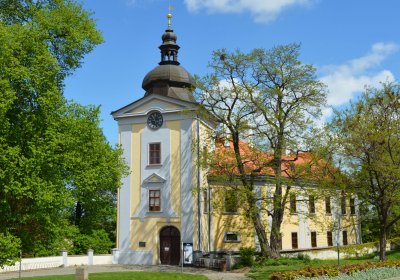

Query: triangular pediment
[
  {"left": 111, "top": 94, "right": 197, "bottom": 120},
  {"left": 143, "top": 173, "right": 166, "bottom": 184}
]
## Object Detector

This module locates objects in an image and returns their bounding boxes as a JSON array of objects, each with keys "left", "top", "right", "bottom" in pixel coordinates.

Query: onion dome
[{"left": 142, "top": 13, "right": 196, "bottom": 103}]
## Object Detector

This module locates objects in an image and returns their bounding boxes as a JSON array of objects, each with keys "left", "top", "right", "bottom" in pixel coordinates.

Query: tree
[
  {"left": 195, "top": 44, "right": 327, "bottom": 258},
  {"left": 249, "top": 45, "right": 327, "bottom": 257},
  {"left": 0, "top": 0, "right": 128, "bottom": 257},
  {"left": 0, "top": 233, "right": 21, "bottom": 268},
  {"left": 329, "top": 82, "right": 400, "bottom": 260}
]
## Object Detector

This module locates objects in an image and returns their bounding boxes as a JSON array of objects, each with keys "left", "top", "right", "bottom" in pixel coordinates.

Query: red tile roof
[{"left": 209, "top": 139, "right": 333, "bottom": 181}]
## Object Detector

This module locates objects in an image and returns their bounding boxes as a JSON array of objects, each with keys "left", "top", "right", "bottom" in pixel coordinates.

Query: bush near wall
[
  {"left": 269, "top": 260, "right": 400, "bottom": 280},
  {"left": 332, "top": 237, "right": 400, "bottom": 258},
  {"left": 0, "top": 233, "right": 21, "bottom": 268},
  {"left": 73, "top": 230, "right": 113, "bottom": 254},
  {"left": 240, "top": 247, "right": 256, "bottom": 267}
]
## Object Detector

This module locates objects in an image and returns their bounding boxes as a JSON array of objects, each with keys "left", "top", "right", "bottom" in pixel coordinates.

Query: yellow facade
[
  {"left": 117, "top": 106, "right": 360, "bottom": 264},
  {"left": 168, "top": 121, "right": 181, "bottom": 216},
  {"left": 126, "top": 120, "right": 187, "bottom": 264},
  {"left": 209, "top": 184, "right": 360, "bottom": 252},
  {"left": 131, "top": 123, "right": 144, "bottom": 215}
]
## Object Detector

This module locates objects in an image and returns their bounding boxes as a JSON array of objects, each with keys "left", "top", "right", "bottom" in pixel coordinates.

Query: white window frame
[{"left": 223, "top": 232, "right": 240, "bottom": 243}]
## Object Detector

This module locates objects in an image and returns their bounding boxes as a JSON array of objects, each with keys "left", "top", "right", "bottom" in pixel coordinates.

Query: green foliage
[
  {"left": 195, "top": 44, "right": 327, "bottom": 258},
  {"left": 254, "top": 256, "right": 309, "bottom": 268},
  {"left": 0, "top": 232, "right": 21, "bottom": 268},
  {"left": 239, "top": 246, "right": 256, "bottom": 267},
  {"left": 296, "top": 253, "right": 311, "bottom": 263},
  {"left": 359, "top": 205, "right": 380, "bottom": 242},
  {"left": 73, "top": 229, "right": 113, "bottom": 255},
  {"left": 332, "top": 242, "right": 378, "bottom": 258},
  {"left": 328, "top": 82, "right": 400, "bottom": 260},
  {"left": 0, "top": 0, "right": 128, "bottom": 256}
]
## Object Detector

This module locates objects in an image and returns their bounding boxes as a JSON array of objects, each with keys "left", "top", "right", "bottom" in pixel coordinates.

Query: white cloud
[
  {"left": 320, "top": 43, "right": 398, "bottom": 113},
  {"left": 184, "top": 0, "right": 315, "bottom": 23}
]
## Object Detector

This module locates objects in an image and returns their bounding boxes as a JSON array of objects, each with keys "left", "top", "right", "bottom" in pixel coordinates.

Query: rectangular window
[
  {"left": 224, "top": 191, "right": 238, "bottom": 213},
  {"left": 149, "top": 143, "right": 161, "bottom": 165},
  {"left": 149, "top": 190, "right": 160, "bottom": 212},
  {"left": 342, "top": 231, "right": 348, "bottom": 245},
  {"left": 350, "top": 198, "right": 356, "bottom": 215},
  {"left": 291, "top": 232, "right": 298, "bottom": 249},
  {"left": 341, "top": 194, "right": 346, "bottom": 215},
  {"left": 311, "top": 231, "right": 317, "bottom": 248},
  {"left": 224, "top": 232, "right": 240, "bottom": 243},
  {"left": 327, "top": 231, "right": 333, "bottom": 247},
  {"left": 325, "top": 196, "right": 331, "bottom": 214},
  {"left": 290, "top": 193, "right": 297, "bottom": 214},
  {"left": 203, "top": 190, "right": 208, "bottom": 213},
  {"left": 309, "top": 195, "right": 315, "bottom": 214}
]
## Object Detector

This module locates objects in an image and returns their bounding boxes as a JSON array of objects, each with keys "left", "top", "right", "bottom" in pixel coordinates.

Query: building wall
[
  {"left": 209, "top": 184, "right": 360, "bottom": 253},
  {"left": 115, "top": 97, "right": 360, "bottom": 263},
  {"left": 209, "top": 186, "right": 257, "bottom": 252},
  {"left": 116, "top": 101, "right": 199, "bottom": 264},
  {"left": 198, "top": 121, "right": 214, "bottom": 253}
]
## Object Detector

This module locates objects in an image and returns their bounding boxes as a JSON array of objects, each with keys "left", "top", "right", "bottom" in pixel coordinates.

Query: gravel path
[{"left": 0, "top": 265, "right": 251, "bottom": 280}]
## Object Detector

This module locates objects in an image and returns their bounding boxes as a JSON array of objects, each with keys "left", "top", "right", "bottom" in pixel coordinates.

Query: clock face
[{"left": 147, "top": 111, "right": 163, "bottom": 129}]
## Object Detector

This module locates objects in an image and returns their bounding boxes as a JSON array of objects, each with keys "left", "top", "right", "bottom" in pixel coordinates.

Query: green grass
[
  {"left": 247, "top": 250, "right": 400, "bottom": 280},
  {"left": 18, "top": 272, "right": 208, "bottom": 280}
]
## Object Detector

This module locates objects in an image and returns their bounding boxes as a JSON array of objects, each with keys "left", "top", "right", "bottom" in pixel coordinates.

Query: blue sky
[{"left": 64, "top": 0, "right": 400, "bottom": 145}]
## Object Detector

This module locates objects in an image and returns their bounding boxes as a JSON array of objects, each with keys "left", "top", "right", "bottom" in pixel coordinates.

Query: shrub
[
  {"left": 0, "top": 232, "right": 21, "bottom": 268},
  {"left": 297, "top": 253, "right": 311, "bottom": 264},
  {"left": 269, "top": 260, "right": 400, "bottom": 280},
  {"left": 295, "top": 267, "right": 400, "bottom": 280},
  {"left": 239, "top": 246, "right": 255, "bottom": 267},
  {"left": 73, "top": 229, "right": 113, "bottom": 254}
]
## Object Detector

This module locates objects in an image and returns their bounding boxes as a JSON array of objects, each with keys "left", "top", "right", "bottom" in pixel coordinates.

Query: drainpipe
[
  {"left": 197, "top": 115, "right": 202, "bottom": 251},
  {"left": 337, "top": 190, "right": 342, "bottom": 266},
  {"left": 208, "top": 183, "right": 211, "bottom": 253}
]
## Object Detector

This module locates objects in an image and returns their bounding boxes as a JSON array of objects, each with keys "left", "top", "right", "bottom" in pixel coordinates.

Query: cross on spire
[{"left": 167, "top": 5, "right": 173, "bottom": 28}]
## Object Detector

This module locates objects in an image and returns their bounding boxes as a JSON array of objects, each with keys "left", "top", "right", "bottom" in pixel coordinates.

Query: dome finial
[{"left": 167, "top": 5, "right": 173, "bottom": 28}]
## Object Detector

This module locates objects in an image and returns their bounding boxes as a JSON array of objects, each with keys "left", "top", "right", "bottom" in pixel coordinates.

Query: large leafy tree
[
  {"left": 0, "top": 0, "right": 128, "bottom": 257},
  {"left": 329, "top": 82, "right": 400, "bottom": 260},
  {"left": 195, "top": 44, "right": 327, "bottom": 258}
]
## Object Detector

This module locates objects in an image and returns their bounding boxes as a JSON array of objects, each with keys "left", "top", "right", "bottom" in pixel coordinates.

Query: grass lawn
[
  {"left": 247, "top": 250, "right": 400, "bottom": 279},
  {"left": 18, "top": 271, "right": 208, "bottom": 280}
]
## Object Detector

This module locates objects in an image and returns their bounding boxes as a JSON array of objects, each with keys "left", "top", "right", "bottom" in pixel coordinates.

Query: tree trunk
[
  {"left": 269, "top": 207, "right": 283, "bottom": 258},
  {"left": 269, "top": 128, "right": 285, "bottom": 259},
  {"left": 75, "top": 201, "right": 83, "bottom": 227},
  {"left": 253, "top": 213, "right": 270, "bottom": 257},
  {"left": 231, "top": 132, "right": 271, "bottom": 256},
  {"left": 379, "top": 227, "right": 387, "bottom": 261}
]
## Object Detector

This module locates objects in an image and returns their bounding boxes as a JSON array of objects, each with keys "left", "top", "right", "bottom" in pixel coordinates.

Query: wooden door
[{"left": 160, "top": 226, "right": 180, "bottom": 265}]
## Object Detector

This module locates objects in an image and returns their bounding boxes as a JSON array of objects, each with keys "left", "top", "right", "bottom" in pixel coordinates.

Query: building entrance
[{"left": 159, "top": 226, "right": 180, "bottom": 265}]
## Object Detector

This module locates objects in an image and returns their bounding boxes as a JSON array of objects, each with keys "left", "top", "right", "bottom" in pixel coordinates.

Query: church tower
[{"left": 112, "top": 12, "right": 212, "bottom": 265}]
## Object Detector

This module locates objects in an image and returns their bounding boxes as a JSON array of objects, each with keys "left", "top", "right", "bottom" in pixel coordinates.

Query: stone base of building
[{"left": 113, "top": 249, "right": 153, "bottom": 265}]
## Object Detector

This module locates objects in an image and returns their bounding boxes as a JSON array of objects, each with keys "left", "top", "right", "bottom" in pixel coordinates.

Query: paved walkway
[{"left": 0, "top": 265, "right": 251, "bottom": 280}]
